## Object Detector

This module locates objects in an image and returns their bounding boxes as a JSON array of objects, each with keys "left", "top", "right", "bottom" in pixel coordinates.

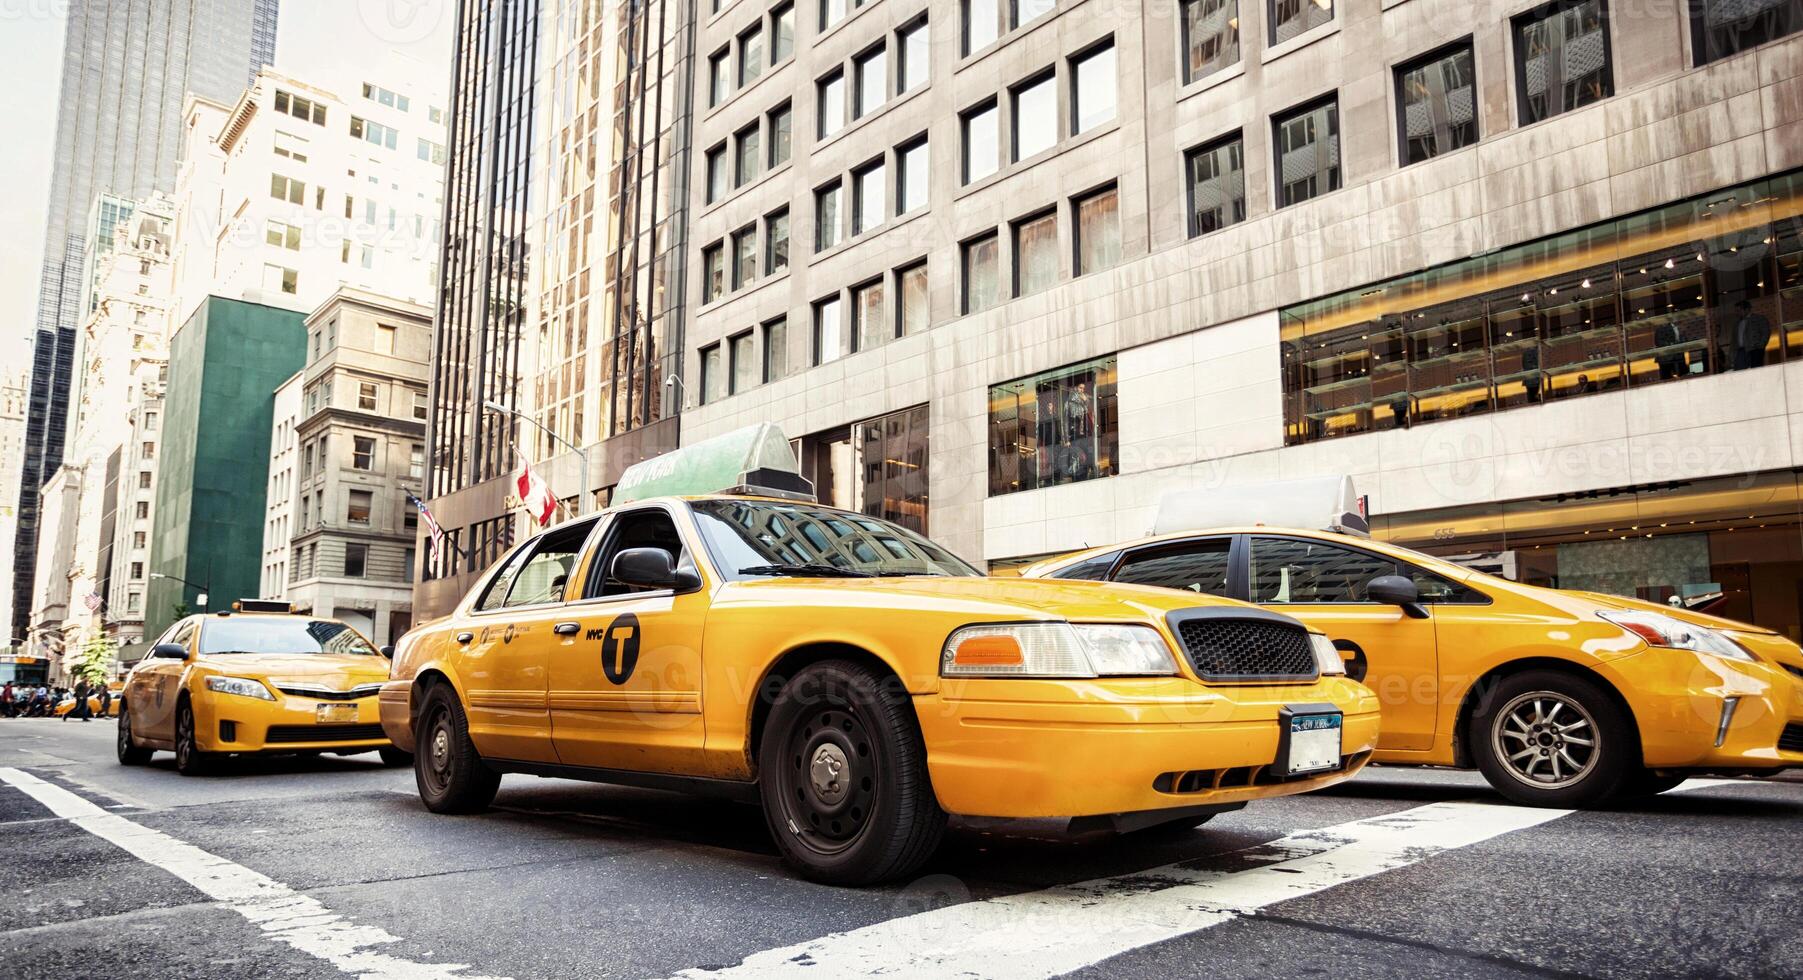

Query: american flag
[
  {"left": 84, "top": 592, "right": 102, "bottom": 612},
  {"left": 406, "top": 491, "right": 446, "bottom": 574}
]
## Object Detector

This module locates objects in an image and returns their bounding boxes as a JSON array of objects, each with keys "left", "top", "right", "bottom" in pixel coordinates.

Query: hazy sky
[{"left": 0, "top": 0, "right": 456, "bottom": 370}]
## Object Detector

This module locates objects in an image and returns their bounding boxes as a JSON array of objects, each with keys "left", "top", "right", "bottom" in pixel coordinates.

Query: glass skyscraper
[{"left": 10, "top": 0, "right": 279, "bottom": 646}]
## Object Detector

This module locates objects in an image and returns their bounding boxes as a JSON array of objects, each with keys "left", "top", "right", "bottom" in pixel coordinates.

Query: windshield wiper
[{"left": 738, "top": 563, "right": 876, "bottom": 578}]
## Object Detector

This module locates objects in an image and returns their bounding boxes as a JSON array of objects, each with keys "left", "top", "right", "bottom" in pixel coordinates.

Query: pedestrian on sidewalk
[
  {"left": 1, "top": 681, "right": 14, "bottom": 718},
  {"left": 97, "top": 683, "right": 112, "bottom": 718},
  {"left": 67, "top": 679, "right": 92, "bottom": 722}
]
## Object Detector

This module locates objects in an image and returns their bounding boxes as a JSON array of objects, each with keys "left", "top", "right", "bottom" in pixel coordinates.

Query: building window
[
  {"left": 853, "top": 279, "right": 887, "bottom": 352},
  {"left": 764, "top": 317, "right": 789, "bottom": 382},
  {"left": 853, "top": 159, "right": 886, "bottom": 235},
  {"left": 821, "top": 0, "right": 848, "bottom": 30},
  {"left": 410, "top": 444, "right": 424, "bottom": 480},
  {"left": 1014, "top": 0, "right": 1055, "bottom": 28},
  {"left": 405, "top": 500, "right": 419, "bottom": 529},
  {"left": 274, "top": 130, "right": 308, "bottom": 160},
  {"left": 732, "top": 225, "right": 758, "bottom": 289},
  {"left": 358, "top": 382, "right": 379, "bottom": 410},
  {"left": 896, "top": 136, "right": 929, "bottom": 215},
  {"left": 898, "top": 17, "right": 929, "bottom": 93},
  {"left": 352, "top": 436, "right": 375, "bottom": 470},
  {"left": 1013, "top": 211, "right": 1058, "bottom": 297},
  {"left": 270, "top": 174, "right": 306, "bottom": 204},
  {"left": 897, "top": 261, "right": 929, "bottom": 336},
  {"left": 274, "top": 90, "right": 327, "bottom": 125},
  {"left": 1691, "top": 0, "right": 1802, "bottom": 65},
  {"left": 347, "top": 490, "right": 373, "bottom": 525},
  {"left": 1186, "top": 132, "right": 1247, "bottom": 236},
  {"left": 1397, "top": 41, "right": 1478, "bottom": 166},
  {"left": 768, "top": 102, "right": 793, "bottom": 167},
  {"left": 855, "top": 44, "right": 887, "bottom": 119},
  {"left": 772, "top": 3, "right": 796, "bottom": 61},
  {"left": 345, "top": 542, "right": 368, "bottom": 577},
  {"left": 702, "top": 242, "right": 725, "bottom": 303},
  {"left": 1270, "top": 0, "right": 1332, "bottom": 45},
  {"left": 265, "top": 220, "right": 301, "bottom": 250},
  {"left": 145, "top": 412, "right": 158, "bottom": 431},
  {"left": 962, "top": 232, "right": 1000, "bottom": 314},
  {"left": 1074, "top": 185, "right": 1121, "bottom": 276},
  {"left": 735, "top": 124, "right": 761, "bottom": 187},
  {"left": 263, "top": 264, "right": 299, "bottom": 295},
  {"left": 814, "top": 295, "right": 844, "bottom": 365},
  {"left": 988, "top": 355, "right": 1118, "bottom": 495},
  {"left": 964, "top": 0, "right": 999, "bottom": 54},
  {"left": 1274, "top": 95, "right": 1341, "bottom": 208},
  {"left": 766, "top": 208, "right": 791, "bottom": 272},
  {"left": 136, "top": 501, "right": 149, "bottom": 520},
  {"left": 413, "top": 391, "right": 427, "bottom": 420},
  {"left": 705, "top": 144, "right": 727, "bottom": 203},
  {"left": 349, "top": 116, "right": 399, "bottom": 149},
  {"left": 376, "top": 324, "right": 397, "bottom": 355},
  {"left": 1011, "top": 72, "right": 1057, "bottom": 161},
  {"left": 701, "top": 344, "right": 726, "bottom": 404},
  {"left": 1182, "top": 0, "right": 1241, "bottom": 83},
  {"left": 131, "top": 561, "right": 144, "bottom": 579},
  {"left": 138, "top": 471, "right": 152, "bottom": 489},
  {"left": 818, "top": 70, "right": 846, "bottom": 138},
  {"left": 1514, "top": 0, "right": 1613, "bottom": 125},
  {"left": 709, "top": 48, "right": 731, "bottom": 106},
  {"left": 739, "top": 25, "right": 765, "bottom": 86},
  {"left": 816, "top": 180, "right": 843, "bottom": 251},
  {"left": 134, "top": 530, "right": 147, "bottom": 548},
  {"left": 730, "top": 332, "right": 756, "bottom": 394},
  {"left": 961, "top": 100, "right": 999, "bottom": 184},
  {"left": 1071, "top": 39, "right": 1116, "bottom": 135}
]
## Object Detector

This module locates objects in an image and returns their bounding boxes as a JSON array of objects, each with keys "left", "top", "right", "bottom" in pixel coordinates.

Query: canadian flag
[{"left": 516, "top": 460, "right": 557, "bottom": 526}]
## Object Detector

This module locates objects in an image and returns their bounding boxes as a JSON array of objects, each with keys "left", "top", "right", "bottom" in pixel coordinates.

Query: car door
[
  {"left": 134, "top": 618, "right": 196, "bottom": 741},
  {"left": 456, "top": 518, "right": 600, "bottom": 764},
  {"left": 547, "top": 504, "right": 709, "bottom": 775},
  {"left": 1245, "top": 535, "right": 1440, "bottom": 751}
]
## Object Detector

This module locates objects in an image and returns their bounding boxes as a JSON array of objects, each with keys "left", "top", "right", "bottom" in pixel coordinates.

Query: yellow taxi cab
[
  {"left": 52, "top": 686, "right": 121, "bottom": 717},
  {"left": 381, "top": 426, "right": 1380, "bottom": 885},
  {"left": 118, "top": 601, "right": 409, "bottom": 775},
  {"left": 1022, "top": 480, "right": 1803, "bottom": 808}
]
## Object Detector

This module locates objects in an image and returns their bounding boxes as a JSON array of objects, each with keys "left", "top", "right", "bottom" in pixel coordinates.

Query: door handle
[
  {"left": 455, "top": 631, "right": 474, "bottom": 644},
  {"left": 552, "top": 622, "right": 581, "bottom": 636}
]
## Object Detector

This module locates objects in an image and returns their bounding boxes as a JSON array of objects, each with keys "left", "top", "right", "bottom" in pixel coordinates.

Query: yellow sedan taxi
[
  {"left": 1025, "top": 512, "right": 1803, "bottom": 808},
  {"left": 118, "top": 602, "right": 408, "bottom": 774},
  {"left": 381, "top": 426, "right": 1379, "bottom": 885}
]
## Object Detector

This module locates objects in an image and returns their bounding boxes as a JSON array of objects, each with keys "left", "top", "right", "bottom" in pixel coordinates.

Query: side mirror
[
  {"left": 379, "top": 645, "right": 395, "bottom": 659},
  {"left": 612, "top": 548, "right": 703, "bottom": 592},
  {"left": 1367, "top": 575, "right": 1429, "bottom": 619},
  {"left": 150, "top": 643, "right": 189, "bottom": 660}
]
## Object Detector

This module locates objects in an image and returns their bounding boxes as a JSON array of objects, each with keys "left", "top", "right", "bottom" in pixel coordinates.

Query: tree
[{"left": 67, "top": 630, "right": 115, "bottom": 686}]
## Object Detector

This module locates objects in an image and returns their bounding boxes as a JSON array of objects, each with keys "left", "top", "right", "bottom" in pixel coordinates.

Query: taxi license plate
[
  {"left": 1283, "top": 708, "right": 1343, "bottom": 777},
  {"left": 316, "top": 703, "right": 358, "bottom": 724}
]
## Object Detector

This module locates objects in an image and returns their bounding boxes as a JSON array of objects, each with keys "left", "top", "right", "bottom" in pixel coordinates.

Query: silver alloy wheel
[{"left": 1491, "top": 690, "right": 1600, "bottom": 788}]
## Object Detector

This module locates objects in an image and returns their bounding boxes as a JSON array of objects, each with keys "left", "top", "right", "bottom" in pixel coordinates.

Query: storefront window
[
  {"left": 988, "top": 356, "right": 1119, "bottom": 496},
  {"left": 1281, "top": 169, "right": 1803, "bottom": 445},
  {"left": 798, "top": 404, "right": 931, "bottom": 534}
]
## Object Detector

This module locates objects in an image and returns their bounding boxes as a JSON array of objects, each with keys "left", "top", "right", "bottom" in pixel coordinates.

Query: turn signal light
[{"left": 950, "top": 634, "right": 1024, "bottom": 668}]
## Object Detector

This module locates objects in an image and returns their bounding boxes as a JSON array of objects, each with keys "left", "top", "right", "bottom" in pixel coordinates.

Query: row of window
[
  {"left": 698, "top": 316, "right": 789, "bottom": 404},
  {"left": 296, "top": 487, "right": 420, "bottom": 534},
  {"left": 959, "top": 184, "right": 1120, "bottom": 315},
  {"left": 708, "top": 1, "right": 797, "bottom": 108},
  {"left": 812, "top": 134, "right": 927, "bottom": 251},
  {"left": 814, "top": 15, "right": 930, "bottom": 139},
  {"left": 701, "top": 207, "right": 790, "bottom": 304},
  {"left": 290, "top": 539, "right": 413, "bottom": 582},
  {"left": 703, "top": 102, "right": 791, "bottom": 205},
  {"left": 956, "top": 36, "right": 1115, "bottom": 186},
  {"left": 298, "top": 432, "right": 426, "bottom": 482}
]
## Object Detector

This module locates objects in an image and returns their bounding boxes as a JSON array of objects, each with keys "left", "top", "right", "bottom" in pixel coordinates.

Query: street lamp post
[
  {"left": 483, "top": 400, "right": 591, "bottom": 517},
  {"left": 149, "top": 572, "right": 210, "bottom": 612}
]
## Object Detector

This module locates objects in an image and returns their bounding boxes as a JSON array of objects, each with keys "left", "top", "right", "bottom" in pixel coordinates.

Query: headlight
[
  {"left": 1598, "top": 611, "right": 1755, "bottom": 662},
  {"left": 204, "top": 676, "right": 277, "bottom": 700},
  {"left": 941, "top": 623, "right": 1178, "bottom": 678},
  {"left": 1309, "top": 633, "right": 1347, "bottom": 676}
]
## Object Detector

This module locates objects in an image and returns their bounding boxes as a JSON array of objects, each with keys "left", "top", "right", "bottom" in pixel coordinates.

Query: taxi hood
[
  {"left": 197, "top": 653, "right": 391, "bottom": 687},
  {"left": 1558, "top": 589, "right": 1780, "bottom": 636},
  {"left": 727, "top": 574, "right": 1284, "bottom": 624}
]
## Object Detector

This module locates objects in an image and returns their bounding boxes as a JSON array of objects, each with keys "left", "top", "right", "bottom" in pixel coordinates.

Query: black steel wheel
[
  {"left": 173, "top": 697, "right": 212, "bottom": 776},
  {"left": 116, "top": 703, "right": 152, "bottom": 765},
  {"left": 414, "top": 683, "right": 499, "bottom": 813},
  {"left": 758, "top": 660, "right": 944, "bottom": 885}
]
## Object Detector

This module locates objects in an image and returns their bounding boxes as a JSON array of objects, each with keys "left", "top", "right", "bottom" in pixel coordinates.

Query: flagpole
[{"left": 482, "top": 401, "right": 591, "bottom": 518}]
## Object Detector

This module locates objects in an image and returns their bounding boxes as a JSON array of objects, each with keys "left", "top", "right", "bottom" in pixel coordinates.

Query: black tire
[
  {"left": 1470, "top": 669, "right": 1636, "bottom": 808},
  {"left": 1619, "top": 769, "right": 1686, "bottom": 798},
  {"left": 413, "top": 683, "right": 500, "bottom": 813},
  {"left": 378, "top": 747, "right": 414, "bottom": 768},
  {"left": 116, "top": 703, "right": 152, "bottom": 765},
  {"left": 173, "top": 697, "right": 213, "bottom": 777},
  {"left": 757, "top": 660, "right": 946, "bottom": 886}
]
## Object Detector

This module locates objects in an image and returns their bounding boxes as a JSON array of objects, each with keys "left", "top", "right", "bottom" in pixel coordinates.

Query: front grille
[
  {"left": 1780, "top": 723, "right": 1803, "bottom": 754},
  {"left": 264, "top": 723, "right": 386, "bottom": 744},
  {"left": 1170, "top": 613, "right": 1318, "bottom": 682},
  {"left": 274, "top": 684, "right": 382, "bottom": 702}
]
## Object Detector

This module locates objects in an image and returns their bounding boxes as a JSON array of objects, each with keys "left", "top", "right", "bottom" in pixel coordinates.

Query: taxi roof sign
[
  {"left": 614, "top": 423, "right": 815, "bottom": 504},
  {"left": 1154, "top": 475, "right": 1370, "bottom": 537}
]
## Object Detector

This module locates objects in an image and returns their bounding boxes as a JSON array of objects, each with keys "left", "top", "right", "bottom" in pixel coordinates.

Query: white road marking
[{"left": 0, "top": 767, "right": 508, "bottom": 980}]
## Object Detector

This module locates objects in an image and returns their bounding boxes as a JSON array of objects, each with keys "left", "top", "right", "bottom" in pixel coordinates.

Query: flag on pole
[
  {"left": 406, "top": 491, "right": 446, "bottom": 574},
  {"left": 84, "top": 591, "right": 102, "bottom": 613},
  {"left": 516, "top": 459, "right": 556, "bottom": 527}
]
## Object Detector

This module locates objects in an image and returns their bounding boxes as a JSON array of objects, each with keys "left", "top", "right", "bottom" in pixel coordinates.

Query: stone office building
[{"left": 678, "top": 0, "right": 1803, "bottom": 637}]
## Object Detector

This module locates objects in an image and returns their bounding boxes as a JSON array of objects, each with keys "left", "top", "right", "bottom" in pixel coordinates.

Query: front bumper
[
  {"left": 379, "top": 680, "right": 414, "bottom": 752},
  {"left": 1611, "top": 640, "right": 1803, "bottom": 772},
  {"left": 192, "top": 691, "right": 390, "bottom": 753},
  {"left": 916, "top": 675, "right": 1381, "bottom": 819}
]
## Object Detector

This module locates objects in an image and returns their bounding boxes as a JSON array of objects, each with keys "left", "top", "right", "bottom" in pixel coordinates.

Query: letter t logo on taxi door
[{"left": 600, "top": 613, "right": 641, "bottom": 685}]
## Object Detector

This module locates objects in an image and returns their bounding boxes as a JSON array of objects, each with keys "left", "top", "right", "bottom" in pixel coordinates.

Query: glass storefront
[
  {"left": 1377, "top": 472, "right": 1803, "bottom": 641},
  {"left": 796, "top": 404, "right": 930, "bottom": 534},
  {"left": 988, "top": 356, "right": 1119, "bottom": 496},
  {"left": 1280, "top": 169, "right": 1803, "bottom": 445}
]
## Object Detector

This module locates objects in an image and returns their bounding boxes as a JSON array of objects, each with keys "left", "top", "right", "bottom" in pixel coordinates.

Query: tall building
[
  {"left": 262, "top": 372, "right": 303, "bottom": 600},
  {"left": 12, "top": 0, "right": 280, "bottom": 651},
  {"left": 417, "top": 0, "right": 544, "bottom": 617},
  {"left": 0, "top": 371, "right": 27, "bottom": 648},
  {"left": 277, "top": 288, "right": 430, "bottom": 645},
  {"left": 168, "top": 67, "right": 448, "bottom": 327},
  {"left": 677, "top": 2, "right": 1803, "bottom": 636}
]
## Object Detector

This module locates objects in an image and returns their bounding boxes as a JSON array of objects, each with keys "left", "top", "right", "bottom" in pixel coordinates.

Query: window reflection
[{"left": 988, "top": 356, "right": 1118, "bottom": 496}]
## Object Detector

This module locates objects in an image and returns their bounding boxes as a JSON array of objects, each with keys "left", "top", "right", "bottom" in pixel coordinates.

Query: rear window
[{"left": 198, "top": 617, "right": 379, "bottom": 657}]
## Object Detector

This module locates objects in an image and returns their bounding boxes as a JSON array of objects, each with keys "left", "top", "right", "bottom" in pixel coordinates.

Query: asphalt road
[{"left": 2, "top": 717, "right": 1799, "bottom": 979}]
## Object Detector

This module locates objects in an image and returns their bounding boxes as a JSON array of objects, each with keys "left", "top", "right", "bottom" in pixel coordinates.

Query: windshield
[
  {"left": 690, "top": 499, "right": 979, "bottom": 579},
  {"left": 198, "top": 617, "right": 380, "bottom": 657}
]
